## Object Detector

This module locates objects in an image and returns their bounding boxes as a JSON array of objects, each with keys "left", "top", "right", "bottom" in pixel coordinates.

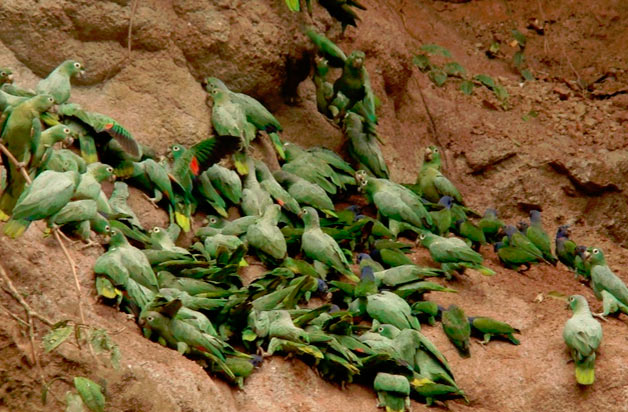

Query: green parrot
[
  {"left": 418, "top": 232, "right": 493, "bottom": 275},
  {"left": 519, "top": 210, "right": 557, "bottom": 265},
  {"left": 94, "top": 228, "right": 159, "bottom": 292},
  {"left": 366, "top": 291, "right": 421, "bottom": 330},
  {"left": 204, "top": 77, "right": 285, "bottom": 160},
  {"left": 312, "top": 57, "right": 336, "bottom": 117},
  {"left": 299, "top": 207, "right": 358, "bottom": 281},
  {"left": 120, "top": 158, "right": 176, "bottom": 209},
  {"left": 267, "top": 310, "right": 310, "bottom": 343},
  {"left": 441, "top": 305, "right": 471, "bottom": 357},
  {"left": 241, "top": 158, "right": 273, "bottom": 217},
  {"left": 494, "top": 241, "right": 539, "bottom": 272},
  {"left": 344, "top": 112, "right": 388, "bottom": 178},
  {"left": 74, "top": 162, "right": 115, "bottom": 201},
  {"left": 478, "top": 208, "right": 504, "bottom": 243},
  {"left": 35, "top": 60, "right": 85, "bottom": 104},
  {"left": 468, "top": 316, "right": 520, "bottom": 345},
  {"left": 394, "top": 281, "right": 457, "bottom": 301},
  {"left": 429, "top": 196, "right": 454, "bottom": 236},
  {"left": 197, "top": 170, "right": 228, "bottom": 217},
  {"left": 453, "top": 218, "right": 486, "bottom": 251},
  {"left": 48, "top": 199, "right": 98, "bottom": 229},
  {"left": 203, "top": 233, "right": 246, "bottom": 260},
  {"left": 305, "top": 28, "right": 347, "bottom": 68},
  {"left": 356, "top": 172, "right": 432, "bottom": 229},
  {"left": 416, "top": 146, "right": 463, "bottom": 204},
  {"left": 108, "top": 181, "right": 143, "bottom": 228},
  {"left": 563, "top": 295, "right": 603, "bottom": 385},
  {"left": 3, "top": 170, "right": 80, "bottom": 238},
  {"left": 273, "top": 170, "right": 336, "bottom": 217},
  {"left": 373, "top": 373, "right": 411, "bottom": 412},
  {"left": 255, "top": 160, "right": 301, "bottom": 214},
  {"left": 411, "top": 301, "right": 440, "bottom": 326},
  {"left": 205, "top": 164, "right": 242, "bottom": 205},
  {"left": 0, "top": 89, "right": 28, "bottom": 111},
  {"left": 29, "top": 124, "right": 73, "bottom": 174},
  {"left": 0, "top": 68, "right": 13, "bottom": 85},
  {"left": 371, "top": 247, "right": 414, "bottom": 268},
  {"left": 156, "top": 271, "right": 234, "bottom": 297},
  {"left": 0, "top": 94, "right": 56, "bottom": 216},
  {"left": 555, "top": 225, "right": 577, "bottom": 271},
  {"left": 499, "top": 225, "right": 549, "bottom": 267},
  {"left": 246, "top": 204, "right": 287, "bottom": 261},
  {"left": 53, "top": 102, "right": 140, "bottom": 161},
  {"left": 409, "top": 375, "right": 467, "bottom": 407},
  {"left": 334, "top": 50, "right": 377, "bottom": 122},
  {"left": 583, "top": 247, "right": 628, "bottom": 316},
  {"left": 318, "top": 0, "right": 367, "bottom": 33},
  {"left": 42, "top": 148, "right": 86, "bottom": 173},
  {"left": 206, "top": 86, "right": 256, "bottom": 175},
  {"left": 148, "top": 226, "right": 189, "bottom": 255},
  {"left": 357, "top": 252, "right": 386, "bottom": 272},
  {"left": 197, "top": 215, "right": 257, "bottom": 238},
  {"left": 373, "top": 265, "right": 444, "bottom": 288},
  {"left": 159, "top": 288, "right": 226, "bottom": 312},
  {"left": 139, "top": 299, "right": 235, "bottom": 378},
  {"left": 282, "top": 142, "right": 350, "bottom": 195}
]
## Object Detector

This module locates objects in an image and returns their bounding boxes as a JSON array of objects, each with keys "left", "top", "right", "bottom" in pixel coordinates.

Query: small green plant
[
  {"left": 413, "top": 44, "right": 510, "bottom": 108},
  {"left": 511, "top": 29, "right": 534, "bottom": 81}
]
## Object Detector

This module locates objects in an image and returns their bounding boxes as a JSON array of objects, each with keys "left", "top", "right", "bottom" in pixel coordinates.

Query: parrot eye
[
  {"left": 74, "top": 62, "right": 81, "bottom": 68},
  {"left": 593, "top": 249, "right": 599, "bottom": 254},
  {"left": 104, "top": 225, "right": 110, "bottom": 232},
  {"left": 173, "top": 146, "right": 180, "bottom": 151},
  {"left": 569, "top": 296, "right": 574, "bottom": 302},
  {"left": 147, "top": 316, "right": 154, "bottom": 322},
  {"left": 0, "top": 72, "right": 5, "bottom": 77},
  {"left": 153, "top": 227, "right": 160, "bottom": 233},
  {"left": 419, "top": 234, "right": 426, "bottom": 240},
  {"left": 106, "top": 167, "right": 113, "bottom": 173},
  {"left": 64, "top": 128, "right": 70, "bottom": 133},
  {"left": 360, "top": 180, "right": 367, "bottom": 186},
  {"left": 209, "top": 218, "right": 217, "bottom": 224},
  {"left": 433, "top": 148, "right": 439, "bottom": 153},
  {"left": 377, "top": 327, "right": 384, "bottom": 333},
  {"left": 302, "top": 209, "right": 308, "bottom": 214},
  {"left": 48, "top": 97, "right": 54, "bottom": 103}
]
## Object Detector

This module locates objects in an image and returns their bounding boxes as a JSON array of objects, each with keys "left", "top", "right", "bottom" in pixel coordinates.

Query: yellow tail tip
[
  {"left": 3, "top": 219, "right": 27, "bottom": 238},
  {"left": 0, "top": 211, "right": 10, "bottom": 222},
  {"left": 575, "top": 366, "right": 595, "bottom": 385},
  {"left": 234, "top": 161, "right": 249, "bottom": 176},
  {"left": 174, "top": 212, "right": 191, "bottom": 233},
  {"left": 239, "top": 258, "right": 249, "bottom": 267}
]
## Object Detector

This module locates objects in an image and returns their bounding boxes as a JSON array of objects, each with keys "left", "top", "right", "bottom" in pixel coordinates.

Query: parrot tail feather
[
  {"left": 233, "top": 152, "right": 249, "bottom": 176},
  {"left": 575, "top": 363, "right": 595, "bottom": 385},
  {"left": 476, "top": 265, "right": 496, "bottom": 276},
  {"left": 3, "top": 218, "right": 29, "bottom": 238},
  {"left": 268, "top": 132, "right": 286, "bottom": 160},
  {"left": 322, "top": 209, "right": 338, "bottom": 218},
  {"left": 174, "top": 212, "right": 191, "bottom": 233}
]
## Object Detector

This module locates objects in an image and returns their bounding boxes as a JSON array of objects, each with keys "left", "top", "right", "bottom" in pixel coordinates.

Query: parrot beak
[
  {"left": 6, "top": 74, "right": 13, "bottom": 83},
  {"left": 63, "top": 136, "right": 74, "bottom": 147},
  {"left": 78, "top": 69, "right": 86, "bottom": 79},
  {"left": 297, "top": 211, "right": 304, "bottom": 218},
  {"left": 109, "top": 175, "right": 116, "bottom": 183},
  {"left": 582, "top": 250, "right": 591, "bottom": 261}
]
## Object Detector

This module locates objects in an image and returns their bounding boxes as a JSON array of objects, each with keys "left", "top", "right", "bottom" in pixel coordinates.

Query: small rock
[
  {"left": 552, "top": 86, "right": 570, "bottom": 100},
  {"left": 464, "top": 138, "right": 517, "bottom": 173}
]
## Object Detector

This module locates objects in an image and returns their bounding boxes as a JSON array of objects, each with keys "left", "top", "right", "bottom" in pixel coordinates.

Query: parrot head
[
  {"left": 356, "top": 253, "right": 371, "bottom": 263},
  {"left": 556, "top": 225, "right": 571, "bottom": 239},
  {"left": 516, "top": 220, "right": 529, "bottom": 232},
  {"left": 424, "top": 145, "right": 441, "bottom": 163},
  {"left": 567, "top": 295, "right": 589, "bottom": 312},
  {"left": 31, "top": 94, "right": 56, "bottom": 112},
  {"left": 437, "top": 196, "right": 453, "bottom": 209},
  {"left": 483, "top": 207, "right": 498, "bottom": 218},
  {"left": 0, "top": 68, "right": 13, "bottom": 84},
  {"left": 347, "top": 50, "right": 365, "bottom": 69},
  {"left": 360, "top": 266, "right": 375, "bottom": 281},
  {"left": 202, "top": 77, "right": 227, "bottom": 93},
  {"left": 529, "top": 210, "right": 542, "bottom": 224},
  {"left": 298, "top": 207, "right": 319, "bottom": 226},
  {"left": 584, "top": 247, "right": 606, "bottom": 266}
]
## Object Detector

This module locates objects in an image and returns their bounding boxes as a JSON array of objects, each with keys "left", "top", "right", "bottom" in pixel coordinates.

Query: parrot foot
[
  {"left": 593, "top": 312, "right": 609, "bottom": 322},
  {"left": 142, "top": 193, "right": 160, "bottom": 209},
  {"left": 257, "top": 347, "right": 272, "bottom": 358},
  {"left": 78, "top": 239, "right": 101, "bottom": 250}
]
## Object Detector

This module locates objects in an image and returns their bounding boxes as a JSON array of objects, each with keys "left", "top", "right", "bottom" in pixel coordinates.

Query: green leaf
[
  {"left": 420, "top": 44, "right": 452, "bottom": 57},
  {"left": 285, "top": 0, "right": 300, "bottom": 11},
  {"left": 489, "top": 42, "right": 500, "bottom": 54},
  {"left": 513, "top": 51, "right": 525, "bottom": 68},
  {"left": 511, "top": 29, "right": 526, "bottom": 47},
  {"left": 493, "top": 84, "right": 509, "bottom": 102},
  {"left": 460, "top": 80, "right": 474, "bottom": 95},
  {"left": 444, "top": 62, "right": 466, "bottom": 77},
  {"left": 74, "top": 377, "right": 105, "bottom": 412},
  {"left": 65, "top": 392, "right": 86, "bottom": 412},
  {"left": 43, "top": 325, "right": 73, "bottom": 353},
  {"left": 522, "top": 110, "right": 539, "bottom": 122},
  {"left": 428, "top": 69, "right": 448, "bottom": 87},
  {"left": 521, "top": 69, "right": 535, "bottom": 81},
  {"left": 89, "top": 328, "right": 121, "bottom": 369},
  {"left": 412, "top": 54, "right": 431, "bottom": 71},
  {"left": 474, "top": 74, "right": 496, "bottom": 89}
]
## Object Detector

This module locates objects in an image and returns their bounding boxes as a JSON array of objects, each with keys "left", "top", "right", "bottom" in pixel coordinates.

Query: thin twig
[
  {"left": 0, "top": 263, "right": 45, "bottom": 380},
  {"left": 0, "top": 301, "right": 30, "bottom": 327},
  {"left": 128, "top": 0, "right": 140, "bottom": 59},
  {"left": 0, "top": 264, "right": 53, "bottom": 326},
  {"left": 0, "top": 143, "right": 31, "bottom": 184}
]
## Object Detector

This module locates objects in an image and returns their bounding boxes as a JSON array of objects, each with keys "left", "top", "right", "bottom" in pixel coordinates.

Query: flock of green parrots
[{"left": 0, "top": 18, "right": 626, "bottom": 412}]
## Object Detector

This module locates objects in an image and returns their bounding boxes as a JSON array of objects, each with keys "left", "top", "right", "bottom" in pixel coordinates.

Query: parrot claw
[
  {"left": 78, "top": 239, "right": 101, "bottom": 250},
  {"left": 142, "top": 193, "right": 160, "bottom": 209},
  {"left": 593, "top": 312, "right": 608, "bottom": 322}
]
